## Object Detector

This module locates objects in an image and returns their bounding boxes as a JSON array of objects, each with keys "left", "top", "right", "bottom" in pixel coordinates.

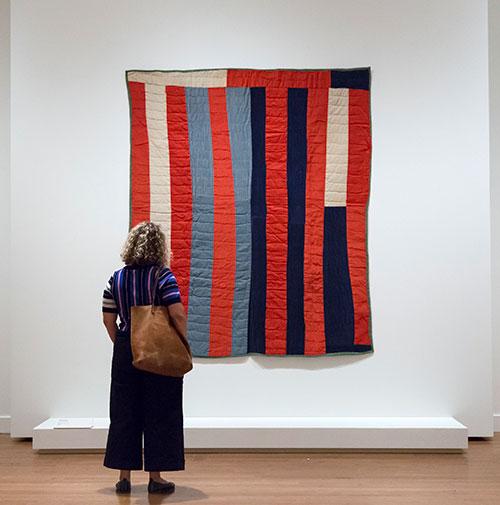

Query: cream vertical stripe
[
  {"left": 128, "top": 69, "right": 228, "bottom": 87},
  {"left": 324, "top": 88, "right": 349, "bottom": 207},
  {"left": 145, "top": 83, "right": 171, "bottom": 250}
]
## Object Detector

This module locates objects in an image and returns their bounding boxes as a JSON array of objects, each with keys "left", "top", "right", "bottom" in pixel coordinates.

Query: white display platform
[{"left": 33, "top": 417, "right": 467, "bottom": 451}]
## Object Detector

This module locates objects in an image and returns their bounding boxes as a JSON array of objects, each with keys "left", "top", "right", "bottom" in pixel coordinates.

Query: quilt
[{"left": 126, "top": 68, "right": 372, "bottom": 357}]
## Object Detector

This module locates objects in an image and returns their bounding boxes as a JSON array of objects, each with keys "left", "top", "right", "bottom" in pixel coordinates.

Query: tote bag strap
[{"left": 150, "top": 266, "right": 162, "bottom": 311}]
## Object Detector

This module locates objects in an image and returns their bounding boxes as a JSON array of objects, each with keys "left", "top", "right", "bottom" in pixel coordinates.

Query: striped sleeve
[
  {"left": 102, "top": 275, "right": 118, "bottom": 313},
  {"left": 158, "top": 267, "right": 182, "bottom": 306}
]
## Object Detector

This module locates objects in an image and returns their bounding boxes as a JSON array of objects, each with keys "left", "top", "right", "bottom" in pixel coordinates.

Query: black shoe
[
  {"left": 148, "top": 478, "right": 175, "bottom": 494},
  {"left": 115, "top": 478, "right": 131, "bottom": 494}
]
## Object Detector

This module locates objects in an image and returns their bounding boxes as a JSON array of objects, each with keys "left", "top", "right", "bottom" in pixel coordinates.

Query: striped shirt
[{"left": 102, "top": 265, "right": 182, "bottom": 332}]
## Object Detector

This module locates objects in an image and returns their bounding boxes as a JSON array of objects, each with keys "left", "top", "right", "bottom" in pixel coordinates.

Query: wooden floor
[{"left": 1, "top": 435, "right": 500, "bottom": 504}]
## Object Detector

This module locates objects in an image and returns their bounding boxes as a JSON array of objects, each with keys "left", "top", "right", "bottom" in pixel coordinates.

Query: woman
[{"left": 101, "top": 221, "right": 188, "bottom": 495}]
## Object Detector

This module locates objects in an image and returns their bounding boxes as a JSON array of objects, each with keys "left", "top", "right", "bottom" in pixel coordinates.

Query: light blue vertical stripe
[
  {"left": 185, "top": 88, "right": 214, "bottom": 357},
  {"left": 226, "top": 88, "right": 253, "bottom": 356}
]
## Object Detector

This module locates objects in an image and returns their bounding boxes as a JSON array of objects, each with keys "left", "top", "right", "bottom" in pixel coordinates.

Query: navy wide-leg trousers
[{"left": 103, "top": 331, "right": 185, "bottom": 472}]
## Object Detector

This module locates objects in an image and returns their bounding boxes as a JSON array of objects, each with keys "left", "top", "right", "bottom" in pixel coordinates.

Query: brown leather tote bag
[{"left": 130, "top": 267, "right": 193, "bottom": 377}]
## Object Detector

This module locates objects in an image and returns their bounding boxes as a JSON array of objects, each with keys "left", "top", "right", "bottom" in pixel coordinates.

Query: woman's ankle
[
  {"left": 149, "top": 471, "right": 162, "bottom": 482},
  {"left": 119, "top": 470, "right": 131, "bottom": 481}
]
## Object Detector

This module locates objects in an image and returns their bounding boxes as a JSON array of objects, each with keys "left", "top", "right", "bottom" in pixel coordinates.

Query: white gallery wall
[
  {"left": 490, "top": 0, "right": 500, "bottom": 427},
  {"left": 0, "top": 0, "right": 10, "bottom": 432},
  {"left": 9, "top": 0, "right": 493, "bottom": 437}
]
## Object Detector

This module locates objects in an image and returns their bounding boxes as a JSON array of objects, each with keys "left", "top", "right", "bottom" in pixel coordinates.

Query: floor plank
[{"left": 1, "top": 434, "right": 499, "bottom": 504}]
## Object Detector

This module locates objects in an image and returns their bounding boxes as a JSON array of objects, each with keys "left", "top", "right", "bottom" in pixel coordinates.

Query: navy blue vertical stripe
[
  {"left": 286, "top": 88, "right": 307, "bottom": 354},
  {"left": 247, "top": 87, "right": 267, "bottom": 353},
  {"left": 323, "top": 207, "right": 355, "bottom": 352}
]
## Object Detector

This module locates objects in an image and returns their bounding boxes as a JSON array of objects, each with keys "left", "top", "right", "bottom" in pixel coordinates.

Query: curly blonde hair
[{"left": 121, "top": 221, "right": 170, "bottom": 266}]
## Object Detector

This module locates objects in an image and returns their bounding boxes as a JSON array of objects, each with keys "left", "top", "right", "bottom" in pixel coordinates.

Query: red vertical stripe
[
  {"left": 129, "top": 81, "right": 150, "bottom": 226},
  {"left": 347, "top": 89, "right": 372, "bottom": 345},
  {"left": 303, "top": 89, "right": 329, "bottom": 355},
  {"left": 166, "top": 86, "right": 192, "bottom": 309},
  {"left": 208, "top": 88, "right": 236, "bottom": 357},
  {"left": 265, "top": 88, "right": 288, "bottom": 354},
  {"left": 227, "top": 69, "right": 331, "bottom": 89}
]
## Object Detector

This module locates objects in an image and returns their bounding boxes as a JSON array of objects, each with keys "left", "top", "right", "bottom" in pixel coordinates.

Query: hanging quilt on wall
[{"left": 126, "top": 68, "right": 372, "bottom": 357}]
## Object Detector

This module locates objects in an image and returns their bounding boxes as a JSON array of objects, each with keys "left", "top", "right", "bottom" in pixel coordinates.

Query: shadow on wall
[{"left": 193, "top": 353, "right": 373, "bottom": 371}]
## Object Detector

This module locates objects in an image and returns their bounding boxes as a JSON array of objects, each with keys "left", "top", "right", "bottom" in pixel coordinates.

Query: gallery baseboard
[
  {"left": 32, "top": 417, "right": 468, "bottom": 451},
  {"left": 0, "top": 416, "right": 11, "bottom": 434}
]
